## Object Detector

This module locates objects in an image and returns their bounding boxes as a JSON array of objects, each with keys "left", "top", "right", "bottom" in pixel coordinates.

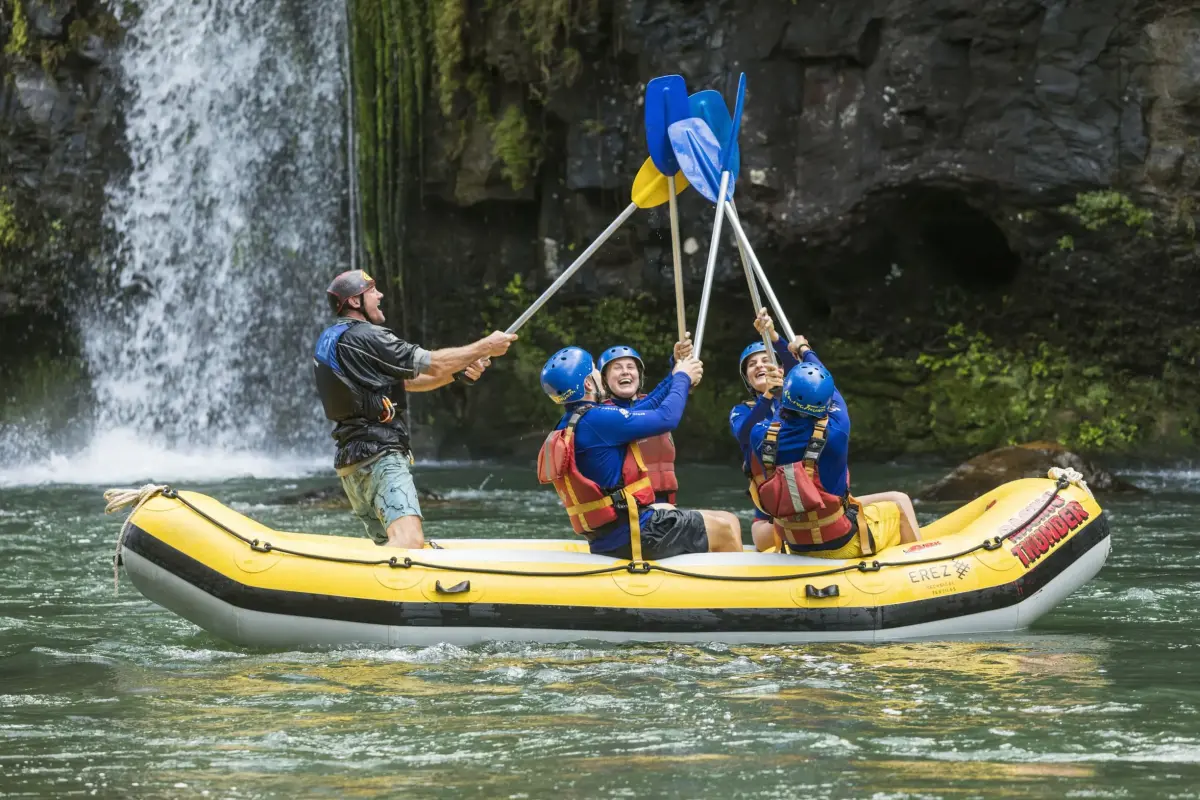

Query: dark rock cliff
[
  {"left": 393, "top": 0, "right": 1200, "bottom": 460},
  {"left": 0, "top": 0, "right": 123, "bottom": 421},
  {"left": 5, "top": 0, "right": 1200, "bottom": 462}
]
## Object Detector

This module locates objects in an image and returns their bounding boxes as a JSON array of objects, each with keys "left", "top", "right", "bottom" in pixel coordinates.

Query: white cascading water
[{"left": 0, "top": 0, "right": 352, "bottom": 486}]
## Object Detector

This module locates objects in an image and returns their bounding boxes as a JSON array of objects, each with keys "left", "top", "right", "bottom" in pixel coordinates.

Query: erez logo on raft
[{"left": 1008, "top": 497, "right": 1091, "bottom": 568}]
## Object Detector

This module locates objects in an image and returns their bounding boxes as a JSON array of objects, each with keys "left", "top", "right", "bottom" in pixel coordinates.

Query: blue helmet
[
  {"left": 541, "top": 347, "right": 595, "bottom": 405},
  {"left": 597, "top": 345, "right": 644, "bottom": 381},
  {"left": 780, "top": 362, "right": 835, "bottom": 417},
  {"left": 738, "top": 341, "right": 769, "bottom": 392}
]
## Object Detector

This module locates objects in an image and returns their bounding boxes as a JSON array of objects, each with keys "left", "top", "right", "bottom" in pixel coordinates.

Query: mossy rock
[{"left": 917, "top": 441, "right": 1143, "bottom": 502}]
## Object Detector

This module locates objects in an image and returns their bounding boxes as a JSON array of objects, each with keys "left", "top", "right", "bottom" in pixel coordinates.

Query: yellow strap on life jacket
[
  {"left": 849, "top": 495, "right": 874, "bottom": 556},
  {"left": 802, "top": 417, "right": 829, "bottom": 479},
  {"left": 626, "top": 486, "right": 644, "bottom": 564},
  {"left": 564, "top": 476, "right": 653, "bottom": 515},
  {"left": 776, "top": 505, "right": 847, "bottom": 533}
]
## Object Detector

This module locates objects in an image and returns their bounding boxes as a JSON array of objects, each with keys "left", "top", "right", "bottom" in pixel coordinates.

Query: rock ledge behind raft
[{"left": 917, "top": 441, "right": 1142, "bottom": 503}]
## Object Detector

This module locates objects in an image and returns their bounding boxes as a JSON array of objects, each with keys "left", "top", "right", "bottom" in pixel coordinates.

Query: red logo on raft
[
  {"left": 904, "top": 540, "right": 942, "bottom": 553},
  {"left": 1008, "top": 497, "right": 1091, "bottom": 568}
]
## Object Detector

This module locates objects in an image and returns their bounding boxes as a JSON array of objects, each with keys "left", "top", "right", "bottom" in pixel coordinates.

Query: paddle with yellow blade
[
  {"left": 457, "top": 158, "right": 688, "bottom": 383},
  {"left": 645, "top": 74, "right": 692, "bottom": 342}
]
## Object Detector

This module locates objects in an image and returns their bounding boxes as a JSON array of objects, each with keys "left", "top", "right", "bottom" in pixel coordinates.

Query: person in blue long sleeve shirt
[
  {"left": 747, "top": 338, "right": 921, "bottom": 557},
  {"left": 727, "top": 309, "right": 798, "bottom": 549},
  {"left": 538, "top": 347, "right": 742, "bottom": 560},
  {"left": 597, "top": 336, "right": 693, "bottom": 504}
]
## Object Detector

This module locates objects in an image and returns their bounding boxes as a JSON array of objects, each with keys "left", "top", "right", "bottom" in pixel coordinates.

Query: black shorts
[{"left": 595, "top": 508, "right": 709, "bottom": 560}]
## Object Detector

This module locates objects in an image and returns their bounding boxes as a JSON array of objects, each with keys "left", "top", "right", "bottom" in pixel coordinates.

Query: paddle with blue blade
[
  {"left": 669, "top": 73, "right": 746, "bottom": 358},
  {"left": 688, "top": 88, "right": 775, "bottom": 365},
  {"left": 645, "top": 75, "right": 692, "bottom": 342}
]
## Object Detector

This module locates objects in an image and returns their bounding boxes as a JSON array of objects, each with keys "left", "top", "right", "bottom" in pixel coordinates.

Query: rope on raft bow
[{"left": 103, "top": 484, "right": 169, "bottom": 593}]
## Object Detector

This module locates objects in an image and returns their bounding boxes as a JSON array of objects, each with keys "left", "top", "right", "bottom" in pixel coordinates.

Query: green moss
[
  {"left": 913, "top": 324, "right": 1145, "bottom": 453},
  {"left": 0, "top": 190, "right": 20, "bottom": 252},
  {"left": 491, "top": 104, "right": 538, "bottom": 191},
  {"left": 39, "top": 41, "right": 66, "bottom": 73},
  {"left": 1060, "top": 190, "right": 1154, "bottom": 237},
  {"left": 4, "top": 0, "right": 30, "bottom": 57},
  {"left": 431, "top": 0, "right": 464, "bottom": 118}
]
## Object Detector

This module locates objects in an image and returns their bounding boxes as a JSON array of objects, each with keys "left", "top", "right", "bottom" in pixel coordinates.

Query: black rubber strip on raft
[{"left": 121, "top": 513, "right": 1110, "bottom": 634}]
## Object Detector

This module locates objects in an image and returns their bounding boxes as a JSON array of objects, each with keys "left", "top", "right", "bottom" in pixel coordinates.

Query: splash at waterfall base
[{"left": 115, "top": 477, "right": 1109, "bottom": 647}]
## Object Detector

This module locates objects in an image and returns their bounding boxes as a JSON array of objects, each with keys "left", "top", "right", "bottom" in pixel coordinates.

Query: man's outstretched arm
[{"left": 424, "top": 331, "right": 516, "bottom": 378}]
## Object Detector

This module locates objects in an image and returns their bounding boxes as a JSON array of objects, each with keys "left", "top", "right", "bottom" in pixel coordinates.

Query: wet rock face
[
  {"left": 918, "top": 441, "right": 1143, "bottom": 502},
  {"left": 414, "top": 0, "right": 1197, "bottom": 351},
  {"left": 1, "top": 1, "right": 125, "bottom": 309},
  {"left": 402, "top": 0, "right": 1200, "bottom": 458}
]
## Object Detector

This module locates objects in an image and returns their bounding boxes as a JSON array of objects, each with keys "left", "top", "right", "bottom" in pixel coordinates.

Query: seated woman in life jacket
[
  {"left": 728, "top": 309, "right": 795, "bottom": 549},
  {"left": 747, "top": 346, "right": 921, "bottom": 558},
  {"left": 537, "top": 346, "right": 743, "bottom": 561},
  {"left": 595, "top": 336, "right": 693, "bottom": 505}
]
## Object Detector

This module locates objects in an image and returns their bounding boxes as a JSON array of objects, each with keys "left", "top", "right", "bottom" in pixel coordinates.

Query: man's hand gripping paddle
[{"left": 645, "top": 74, "right": 691, "bottom": 343}]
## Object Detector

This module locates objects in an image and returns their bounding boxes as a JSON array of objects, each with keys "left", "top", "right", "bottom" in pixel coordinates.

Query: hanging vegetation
[{"left": 346, "top": 0, "right": 597, "bottom": 308}]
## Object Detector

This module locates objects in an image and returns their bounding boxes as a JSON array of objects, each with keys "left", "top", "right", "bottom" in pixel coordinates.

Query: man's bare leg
[
  {"left": 698, "top": 510, "right": 743, "bottom": 552},
  {"left": 385, "top": 515, "right": 425, "bottom": 548},
  {"left": 855, "top": 491, "right": 920, "bottom": 543},
  {"left": 751, "top": 519, "right": 778, "bottom": 552}
]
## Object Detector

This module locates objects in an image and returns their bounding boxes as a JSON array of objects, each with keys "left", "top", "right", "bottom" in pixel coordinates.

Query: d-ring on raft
[{"left": 112, "top": 474, "right": 1110, "bottom": 648}]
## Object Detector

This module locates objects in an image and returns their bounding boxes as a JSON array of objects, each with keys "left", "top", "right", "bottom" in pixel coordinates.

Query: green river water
[{"left": 1, "top": 462, "right": 1197, "bottom": 799}]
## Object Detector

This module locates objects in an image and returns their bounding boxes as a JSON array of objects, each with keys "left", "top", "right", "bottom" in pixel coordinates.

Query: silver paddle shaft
[
  {"left": 693, "top": 171, "right": 731, "bottom": 359},
  {"left": 506, "top": 201, "right": 638, "bottom": 334},
  {"left": 729, "top": 202, "right": 777, "bottom": 366},
  {"left": 723, "top": 201, "right": 796, "bottom": 343}
]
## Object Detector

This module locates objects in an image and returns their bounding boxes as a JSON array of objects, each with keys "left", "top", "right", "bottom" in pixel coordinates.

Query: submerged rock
[
  {"left": 281, "top": 484, "right": 448, "bottom": 510},
  {"left": 918, "top": 441, "right": 1143, "bottom": 502}
]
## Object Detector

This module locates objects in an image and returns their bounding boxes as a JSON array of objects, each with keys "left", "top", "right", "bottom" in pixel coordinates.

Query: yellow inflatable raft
[{"left": 115, "top": 475, "right": 1109, "bottom": 647}]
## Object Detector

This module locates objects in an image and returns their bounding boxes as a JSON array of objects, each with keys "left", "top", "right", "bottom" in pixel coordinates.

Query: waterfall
[{"left": 8, "top": 0, "right": 353, "bottom": 484}]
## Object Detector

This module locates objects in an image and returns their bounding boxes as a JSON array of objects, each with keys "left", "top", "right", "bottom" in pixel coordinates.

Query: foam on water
[{"left": 0, "top": 428, "right": 328, "bottom": 487}]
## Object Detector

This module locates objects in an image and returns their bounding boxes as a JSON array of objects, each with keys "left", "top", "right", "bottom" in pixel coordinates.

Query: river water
[{"left": 1, "top": 462, "right": 1197, "bottom": 798}]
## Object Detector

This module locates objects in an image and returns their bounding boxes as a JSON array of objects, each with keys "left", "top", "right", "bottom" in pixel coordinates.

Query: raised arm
[
  {"left": 629, "top": 372, "right": 674, "bottom": 410},
  {"left": 424, "top": 331, "right": 516, "bottom": 378},
  {"left": 586, "top": 371, "right": 695, "bottom": 445}
]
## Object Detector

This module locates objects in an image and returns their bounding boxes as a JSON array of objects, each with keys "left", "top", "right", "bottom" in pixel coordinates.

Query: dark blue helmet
[
  {"left": 780, "top": 362, "right": 834, "bottom": 417},
  {"left": 541, "top": 347, "right": 595, "bottom": 405},
  {"left": 738, "top": 341, "right": 769, "bottom": 392}
]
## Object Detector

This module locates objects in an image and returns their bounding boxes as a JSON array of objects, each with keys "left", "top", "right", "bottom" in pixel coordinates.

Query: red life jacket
[
  {"left": 537, "top": 406, "right": 656, "bottom": 552},
  {"left": 748, "top": 418, "right": 856, "bottom": 548},
  {"left": 605, "top": 396, "right": 678, "bottom": 504}
]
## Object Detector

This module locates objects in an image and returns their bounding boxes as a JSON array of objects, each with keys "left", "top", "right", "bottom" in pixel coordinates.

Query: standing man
[{"left": 313, "top": 270, "right": 516, "bottom": 549}]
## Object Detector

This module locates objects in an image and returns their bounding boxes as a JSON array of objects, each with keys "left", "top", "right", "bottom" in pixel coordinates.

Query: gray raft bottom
[{"left": 123, "top": 538, "right": 1110, "bottom": 648}]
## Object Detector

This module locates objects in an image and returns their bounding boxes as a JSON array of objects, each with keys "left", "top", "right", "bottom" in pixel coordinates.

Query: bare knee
[
  {"left": 700, "top": 510, "right": 742, "bottom": 552},
  {"left": 751, "top": 520, "right": 777, "bottom": 552},
  {"left": 385, "top": 515, "right": 424, "bottom": 549}
]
